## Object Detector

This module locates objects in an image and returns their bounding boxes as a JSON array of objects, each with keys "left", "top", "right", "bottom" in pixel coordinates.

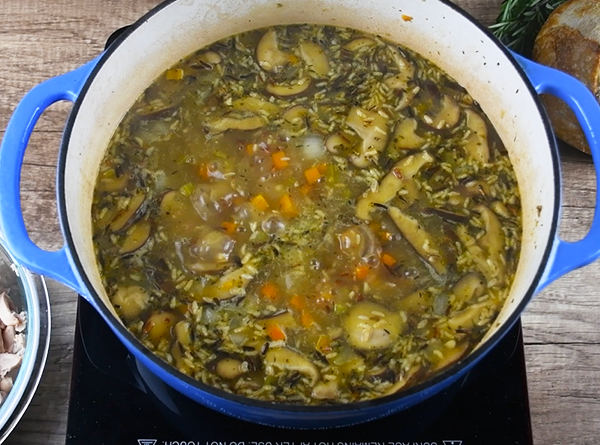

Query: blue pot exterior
[{"left": 3, "top": 0, "right": 600, "bottom": 430}]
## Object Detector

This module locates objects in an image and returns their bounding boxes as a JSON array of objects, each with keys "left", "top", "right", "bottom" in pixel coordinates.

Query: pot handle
[
  {"left": 513, "top": 53, "right": 600, "bottom": 292},
  {"left": 0, "top": 57, "right": 101, "bottom": 295}
]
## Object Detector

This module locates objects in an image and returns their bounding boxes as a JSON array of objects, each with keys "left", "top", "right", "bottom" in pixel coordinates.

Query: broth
[{"left": 91, "top": 24, "right": 521, "bottom": 404}]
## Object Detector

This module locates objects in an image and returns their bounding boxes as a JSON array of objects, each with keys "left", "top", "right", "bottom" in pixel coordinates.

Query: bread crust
[{"left": 533, "top": 0, "right": 600, "bottom": 154}]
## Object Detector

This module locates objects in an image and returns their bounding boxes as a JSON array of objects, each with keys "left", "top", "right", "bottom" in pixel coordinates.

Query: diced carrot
[
  {"left": 381, "top": 253, "right": 397, "bottom": 267},
  {"left": 198, "top": 163, "right": 210, "bottom": 180},
  {"left": 290, "top": 295, "right": 305, "bottom": 311},
  {"left": 279, "top": 194, "right": 298, "bottom": 218},
  {"left": 246, "top": 143, "right": 257, "bottom": 155},
  {"left": 316, "top": 334, "right": 332, "bottom": 353},
  {"left": 304, "top": 166, "right": 322, "bottom": 185},
  {"left": 266, "top": 323, "right": 286, "bottom": 341},
  {"left": 221, "top": 221, "right": 237, "bottom": 235},
  {"left": 166, "top": 68, "right": 184, "bottom": 80},
  {"left": 251, "top": 194, "right": 270, "bottom": 212},
  {"left": 401, "top": 14, "right": 413, "bottom": 21},
  {"left": 288, "top": 54, "right": 300, "bottom": 64},
  {"left": 261, "top": 282, "right": 278, "bottom": 301},
  {"left": 317, "top": 163, "right": 328, "bottom": 174},
  {"left": 300, "top": 311, "right": 315, "bottom": 328},
  {"left": 272, "top": 151, "right": 289, "bottom": 169},
  {"left": 354, "top": 264, "right": 371, "bottom": 280},
  {"left": 299, "top": 184, "right": 312, "bottom": 195},
  {"left": 380, "top": 230, "right": 394, "bottom": 241}
]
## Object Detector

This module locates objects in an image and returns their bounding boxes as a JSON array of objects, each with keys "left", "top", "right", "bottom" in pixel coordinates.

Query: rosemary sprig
[{"left": 490, "top": 0, "right": 567, "bottom": 57}]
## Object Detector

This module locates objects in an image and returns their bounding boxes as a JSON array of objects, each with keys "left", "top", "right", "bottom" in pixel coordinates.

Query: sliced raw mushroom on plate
[
  {"left": 343, "top": 301, "right": 404, "bottom": 350},
  {"left": 264, "top": 347, "right": 320, "bottom": 385},
  {"left": 356, "top": 150, "right": 434, "bottom": 220},
  {"left": 387, "top": 206, "right": 447, "bottom": 275},
  {"left": 256, "top": 29, "right": 292, "bottom": 73},
  {"left": 299, "top": 41, "right": 330, "bottom": 77},
  {"left": 464, "top": 109, "right": 490, "bottom": 164},
  {"left": 345, "top": 107, "right": 390, "bottom": 167}
]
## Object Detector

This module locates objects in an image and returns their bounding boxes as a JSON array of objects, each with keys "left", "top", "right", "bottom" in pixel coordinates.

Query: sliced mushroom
[
  {"left": 474, "top": 205, "right": 506, "bottom": 286},
  {"left": 356, "top": 150, "right": 434, "bottom": 221},
  {"left": 214, "top": 356, "right": 244, "bottom": 380},
  {"left": 160, "top": 190, "right": 189, "bottom": 219},
  {"left": 174, "top": 320, "right": 192, "bottom": 347},
  {"left": 256, "top": 29, "right": 291, "bottom": 73},
  {"left": 426, "top": 95, "right": 461, "bottom": 130},
  {"left": 447, "top": 302, "right": 490, "bottom": 331},
  {"left": 345, "top": 107, "right": 390, "bottom": 167},
  {"left": 185, "top": 229, "right": 235, "bottom": 273},
  {"left": 199, "top": 51, "right": 222, "bottom": 65},
  {"left": 397, "top": 289, "right": 431, "bottom": 312},
  {"left": 325, "top": 132, "right": 353, "bottom": 154},
  {"left": 431, "top": 341, "right": 469, "bottom": 372},
  {"left": 464, "top": 109, "right": 490, "bottom": 164},
  {"left": 391, "top": 118, "right": 426, "bottom": 150},
  {"left": 144, "top": 311, "right": 177, "bottom": 343},
  {"left": 343, "top": 37, "right": 377, "bottom": 52},
  {"left": 383, "top": 46, "right": 415, "bottom": 91},
  {"left": 283, "top": 105, "right": 309, "bottom": 125},
  {"left": 112, "top": 286, "right": 150, "bottom": 321},
  {"left": 264, "top": 347, "right": 319, "bottom": 385},
  {"left": 312, "top": 379, "right": 339, "bottom": 400},
  {"left": 0, "top": 354, "right": 21, "bottom": 379},
  {"left": 109, "top": 191, "right": 147, "bottom": 232},
  {"left": 451, "top": 272, "right": 486, "bottom": 309},
  {"left": 266, "top": 77, "right": 311, "bottom": 97},
  {"left": 205, "top": 114, "right": 266, "bottom": 134},
  {"left": 387, "top": 206, "right": 447, "bottom": 275},
  {"left": 119, "top": 221, "right": 152, "bottom": 255},
  {"left": 0, "top": 294, "right": 19, "bottom": 327},
  {"left": 383, "top": 365, "right": 421, "bottom": 395},
  {"left": 203, "top": 263, "right": 257, "bottom": 301},
  {"left": 232, "top": 96, "right": 280, "bottom": 117},
  {"left": 337, "top": 225, "right": 381, "bottom": 264},
  {"left": 344, "top": 301, "right": 403, "bottom": 350},
  {"left": 299, "top": 41, "right": 330, "bottom": 77},
  {"left": 491, "top": 200, "right": 512, "bottom": 219}
]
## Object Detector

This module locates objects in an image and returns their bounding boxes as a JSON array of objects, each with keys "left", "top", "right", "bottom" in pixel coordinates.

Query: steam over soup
[{"left": 92, "top": 25, "right": 521, "bottom": 404}]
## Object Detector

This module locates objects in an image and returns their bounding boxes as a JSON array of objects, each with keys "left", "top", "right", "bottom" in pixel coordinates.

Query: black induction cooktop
[{"left": 65, "top": 296, "right": 533, "bottom": 445}]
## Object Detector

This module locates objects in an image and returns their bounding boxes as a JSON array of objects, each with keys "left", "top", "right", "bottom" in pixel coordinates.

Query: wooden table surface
[{"left": 0, "top": 0, "right": 599, "bottom": 444}]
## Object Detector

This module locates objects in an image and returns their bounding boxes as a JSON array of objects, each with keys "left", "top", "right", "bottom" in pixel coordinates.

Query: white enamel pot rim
[{"left": 3, "top": 0, "right": 600, "bottom": 422}]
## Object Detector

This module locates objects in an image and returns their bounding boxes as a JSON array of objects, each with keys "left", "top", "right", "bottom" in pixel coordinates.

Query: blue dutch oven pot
[{"left": 1, "top": 0, "right": 600, "bottom": 429}]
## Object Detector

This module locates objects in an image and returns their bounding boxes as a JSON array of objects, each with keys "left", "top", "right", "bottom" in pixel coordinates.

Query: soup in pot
[{"left": 91, "top": 24, "right": 521, "bottom": 404}]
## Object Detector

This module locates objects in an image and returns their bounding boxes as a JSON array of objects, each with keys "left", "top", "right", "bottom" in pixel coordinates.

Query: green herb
[{"left": 490, "top": 0, "right": 567, "bottom": 57}]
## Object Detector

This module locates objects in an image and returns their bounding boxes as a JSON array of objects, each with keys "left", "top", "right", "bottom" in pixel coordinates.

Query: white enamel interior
[{"left": 64, "top": 0, "right": 557, "bottom": 345}]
